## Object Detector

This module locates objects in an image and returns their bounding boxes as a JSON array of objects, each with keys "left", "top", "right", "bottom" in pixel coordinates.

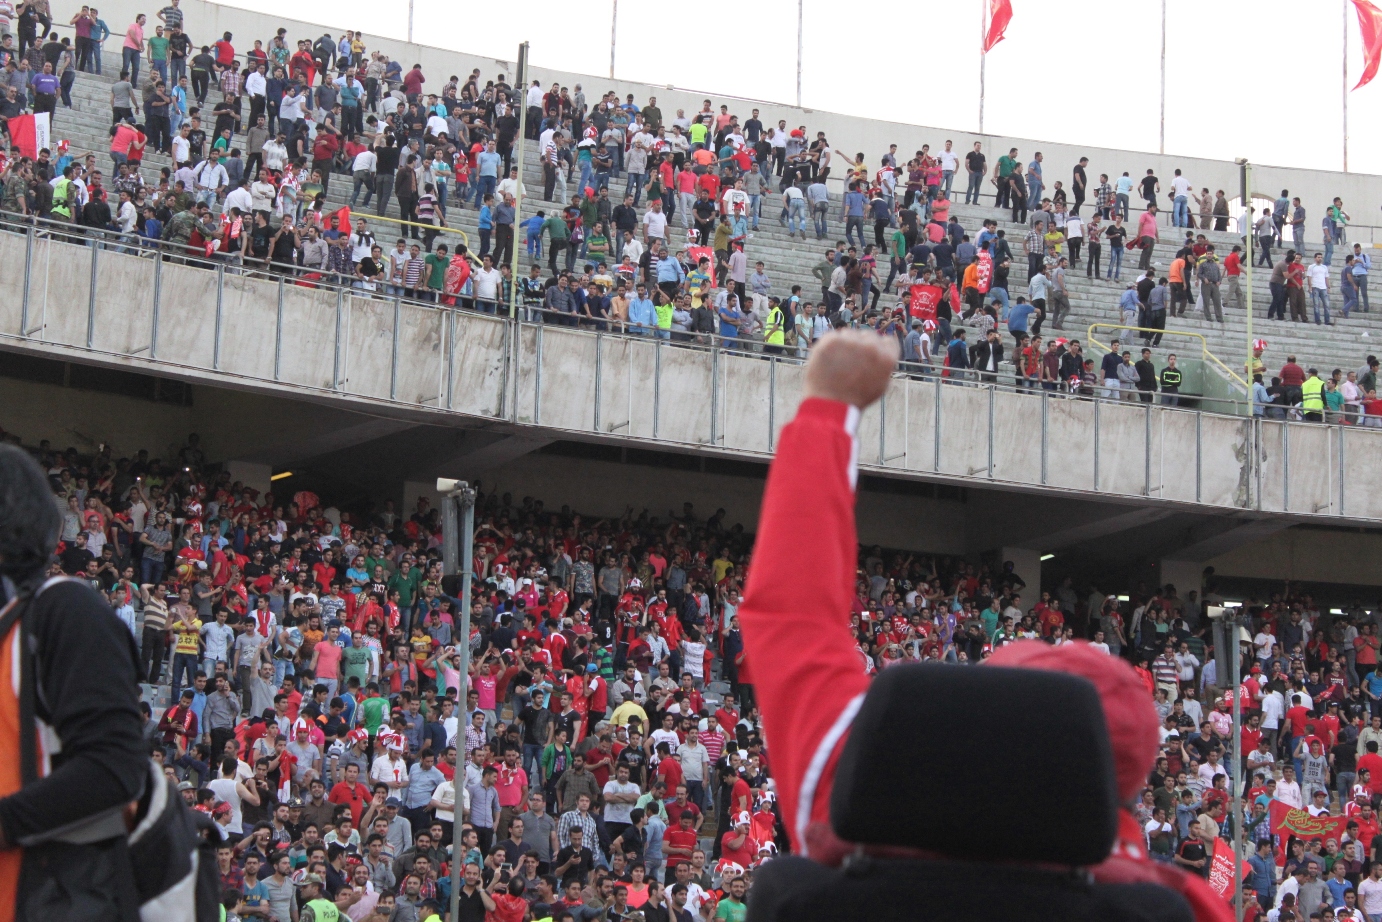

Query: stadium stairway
[{"left": 52, "top": 69, "right": 1380, "bottom": 389}]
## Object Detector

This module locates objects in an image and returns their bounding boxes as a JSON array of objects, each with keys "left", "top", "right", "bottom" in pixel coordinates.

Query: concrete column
[
  {"left": 224, "top": 461, "right": 272, "bottom": 497},
  {"left": 999, "top": 547, "right": 1043, "bottom": 604},
  {"left": 1158, "top": 559, "right": 1204, "bottom": 600}
]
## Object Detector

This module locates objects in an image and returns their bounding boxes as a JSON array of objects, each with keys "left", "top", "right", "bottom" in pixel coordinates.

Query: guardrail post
[
  {"left": 768, "top": 355, "right": 777, "bottom": 452},
  {"left": 1253, "top": 417, "right": 1262, "bottom": 511},
  {"left": 1283, "top": 420, "right": 1291, "bottom": 512},
  {"left": 213, "top": 262, "right": 225, "bottom": 370},
  {"left": 1093, "top": 398, "right": 1100, "bottom": 491},
  {"left": 445, "top": 309, "right": 455, "bottom": 409},
  {"left": 1144, "top": 402, "right": 1152, "bottom": 496},
  {"left": 535, "top": 323, "right": 544, "bottom": 425},
  {"left": 150, "top": 254, "right": 162, "bottom": 359},
  {"left": 1040, "top": 390, "right": 1049, "bottom": 485},
  {"left": 651, "top": 336, "right": 659, "bottom": 438},
  {"left": 332, "top": 286, "right": 343, "bottom": 390},
  {"left": 987, "top": 385, "right": 995, "bottom": 480},
  {"left": 86, "top": 241, "right": 99, "bottom": 348},
  {"left": 20, "top": 225, "right": 33, "bottom": 336},
  {"left": 593, "top": 331, "right": 603, "bottom": 432},
  {"left": 273, "top": 276, "right": 284, "bottom": 380},
  {"left": 932, "top": 379, "right": 941, "bottom": 472},
  {"left": 1195, "top": 412, "right": 1203, "bottom": 504},
  {"left": 390, "top": 296, "right": 401, "bottom": 400},
  {"left": 710, "top": 342, "right": 720, "bottom": 445},
  {"left": 1338, "top": 427, "right": 1346, "bottom": 516}
]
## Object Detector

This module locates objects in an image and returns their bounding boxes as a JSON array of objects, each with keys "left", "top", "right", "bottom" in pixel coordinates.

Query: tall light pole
[
  {"left": 1240, "top": 159, "right": 1255, "bottom": 387},
  {"left": 1159, "top": 0, "right": 1166, "bottom": 154},
  {"left": 408, "top": 0, "right": 414, "bottom": 44},
  {"left": 440, "top": 477, "right": 476, "bottom": 922},
  {"left": 509, "top": 42, "right": 529, "bottom": 318},
  {"left": 610, "top": 0, "right": 618, "bottom": 78},
  {"left": 796, "top": 0, "right": 807, "bottom": 107}
]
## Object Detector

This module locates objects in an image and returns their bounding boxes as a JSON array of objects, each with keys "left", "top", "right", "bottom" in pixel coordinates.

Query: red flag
[
  {"left": 908, "top": 284, "right": 943, "bottom": 323},
  {"left": 1206, "top": 838, "right": 1247, "bottom": 898},
  {"left": 1353, "top": 0, "right": 1382, "bottom": 89},
  {"left": 331, "top": 206, "right": 352, "bottom": 238},
  {"left": 1268, "top": 801, "right": 1348, "bottom": 866},
  {"left": 6, "top": 112, "right": 49, "bottom": 159},
  {"left": 984, "top": 0, "right": 1013, "bottom": 52}
]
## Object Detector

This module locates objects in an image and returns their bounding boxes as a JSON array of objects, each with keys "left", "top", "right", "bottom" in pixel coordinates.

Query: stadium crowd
[
  {"left": 4, "top": 421, "right": 1381, "bottom": 922},
  {"left": 0, "top": 4, "right": 1377, "bottom": 421}
]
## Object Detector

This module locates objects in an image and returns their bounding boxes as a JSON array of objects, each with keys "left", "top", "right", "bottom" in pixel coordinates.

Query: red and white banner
[
  {"left": 975, "top": 249, "right": 994, "bottom": 294},
  {"left": 6, "top": 112, "right": 51, "bottom": 159},
  {"left": 1352, "top": 0, "right": 1382, "bottom": 89},
  {"left": 1206, "top": 838, "right": 1248, "bottom": 899},
  {"left": 908, "top": 284, "right": 943, "bottom": 323}
]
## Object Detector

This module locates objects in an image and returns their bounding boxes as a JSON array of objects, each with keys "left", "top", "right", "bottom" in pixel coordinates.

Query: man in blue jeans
[
  {"left": 841, "top": 181, "right": 866, "bottom": 250},
  {"left": 964, "top": 142, "right": 986, "bottom": 205},
  {"left": 121, "top": 13, "right": 146, "bottom": 86},
  {"left": 1353, "top": 243, "right": 1372, "bottom": 311},
  {"left": 475, "top": 139, "right": 501, "bottom": 206}
]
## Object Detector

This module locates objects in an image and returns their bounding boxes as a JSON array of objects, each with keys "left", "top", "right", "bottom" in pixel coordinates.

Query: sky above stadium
[{"left": 222, "top": 0, "right": 1381, "bottom": 177}]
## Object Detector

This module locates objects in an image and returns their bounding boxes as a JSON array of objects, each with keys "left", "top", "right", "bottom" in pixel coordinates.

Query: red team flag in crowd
[
  {"left": 1206, "top": 839, "right": 1248, "bottom": 899},
  {"left": 6, "top": 112, "right": 51, "bottom": 159},
  {"left": 1352, "top": 0, "right": 1382, "bottom": 88},
  {"left": 908, "top": 283, "right": 943, "bottom": 323},
  {"left": 1268, "top": 802, "right": 1348, "bottom": 866},
  {"left": 984, "top": 0, "right": 1014, "bottom": 52}
]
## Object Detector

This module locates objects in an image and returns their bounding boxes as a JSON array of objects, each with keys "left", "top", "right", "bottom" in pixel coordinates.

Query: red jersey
[{"left": 719, "top": 830, "right": 758, "bottom": 868}]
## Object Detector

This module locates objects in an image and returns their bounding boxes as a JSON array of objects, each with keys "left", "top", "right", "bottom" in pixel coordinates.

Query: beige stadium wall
[{"left": 80, "top": 0, "right": 1382, "bottom": 241}]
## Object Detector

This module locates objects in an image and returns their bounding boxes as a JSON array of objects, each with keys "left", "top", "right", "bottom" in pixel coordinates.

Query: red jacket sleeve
[{"left": 737, "top": 398, "right": 872, "bottom": 857}]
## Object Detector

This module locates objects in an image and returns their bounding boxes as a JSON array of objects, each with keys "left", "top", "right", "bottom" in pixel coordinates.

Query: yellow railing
[
  {"left": 360, "top": 212, "right": 470, "bottom": 250},
  {"left": 1085, "top": 323, "right": 1247, "bottom": 389}
]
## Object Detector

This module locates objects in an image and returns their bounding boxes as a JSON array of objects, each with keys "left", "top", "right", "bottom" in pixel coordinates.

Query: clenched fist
[{"left": 802, "top": 330, "right": 899, "bottom": 409}]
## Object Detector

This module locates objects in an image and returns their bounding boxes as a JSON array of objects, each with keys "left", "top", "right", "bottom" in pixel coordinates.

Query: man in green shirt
[
  {"left": 358, "top": 684, "right": 390, "bottom": 739},
  {"left": 994, "top": 147, "right": 1019, "bottom": 210},
  {"left": 388, "top": 560, "right": 422, "bottom": 609},
  {"left": 715, "top": 876, "right": 748, "bottom": 922},
  {"left": 425, "top": 244, "right": 449, "bottom": 300},
  {"left": 148, "top": 26, "right": 170, "bottom": 84},
  {"left": 342, "top": 638, "right": 373, "bottom": 687}
]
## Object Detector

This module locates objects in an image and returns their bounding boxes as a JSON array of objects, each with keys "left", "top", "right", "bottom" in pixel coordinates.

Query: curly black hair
[{"left": 0, "top": 443, "right": 61, "bottom": 589}]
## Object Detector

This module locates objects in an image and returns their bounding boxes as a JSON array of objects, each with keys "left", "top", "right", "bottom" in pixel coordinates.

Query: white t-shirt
[
  {"left": 937, "top": 150, "right": 959, "bottom": 171},
  {"left": 650, "top": 727, "right": 680, "bottom": 756},
  {"left": 1171, "top": 176, "right": 1192, "bottom": 197},
  {"left": 473, "top": 266, "right": 503, "bottom": 301},
  {"left": 642, "top": 209, "right": 668, "bottom": 239},
  {"left": 1260, "top": 691, "right": 1283, "bottom": 730},
  {"left": 602, "top": 780, "right": 641, "bottom": 824},
  {"left": 1360, "top": 877, "right": 1382, "bottom": 914},
  {"left": 1306, "top": 263, "right": 1330, "bottom": 290}
]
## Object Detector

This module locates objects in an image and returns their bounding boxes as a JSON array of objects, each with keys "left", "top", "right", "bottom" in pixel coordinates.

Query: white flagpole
[
  {"left": 1344, "top": 0, "right": 1350, "bottom": 172},
  {"left": 1159, "top": 0, "right": 1166, "bottom": 154},
  {"left": 610, "top": 0, "right": 617, "bottom": 79},
  {"left": 979, "top": 0, "right": 988, "bottom": 134}
]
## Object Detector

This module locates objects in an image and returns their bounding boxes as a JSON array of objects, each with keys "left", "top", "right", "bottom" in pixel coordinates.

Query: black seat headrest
[{"left": 829, "top": 664, "right": 1119, "bottom": 867}]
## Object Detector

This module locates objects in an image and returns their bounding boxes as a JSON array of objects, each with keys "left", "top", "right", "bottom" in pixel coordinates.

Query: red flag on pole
[
  {"left": 6, "top": 112, "right": 50, "bottom": 159},
  {"left": 1352, "top": 0, "right": 1382, "bottom": 89},
  {"left": 984, "top": 0, "right": 1013, "bottom": 52}
]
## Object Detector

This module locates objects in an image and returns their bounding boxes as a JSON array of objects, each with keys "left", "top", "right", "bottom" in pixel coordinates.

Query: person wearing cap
[{"left": 294, "top": 872, "right": 337, "bottom": 922}]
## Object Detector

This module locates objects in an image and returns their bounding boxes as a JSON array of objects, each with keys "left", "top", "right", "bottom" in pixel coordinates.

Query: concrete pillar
[
  {"left": 999, "top": 547, "right": 1043, "bottom": 603},
  {"left": 1158, "top": 559, "right": 1204, "bottom": 601},
  {"left": 224, "top": 461, "right": 272, "bottom": 497}
]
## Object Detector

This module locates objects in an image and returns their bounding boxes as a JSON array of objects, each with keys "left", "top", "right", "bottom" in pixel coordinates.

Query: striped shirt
[
  {"left": 403, "top": 257, "right": 427, "bottom": 288},
  {"left": 142, "top": 595, "right": 169, "bottom": 632}
]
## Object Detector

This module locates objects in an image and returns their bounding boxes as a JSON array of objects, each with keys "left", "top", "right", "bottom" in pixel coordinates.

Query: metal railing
[{"left": 2, "top": 208, "right": 1381, "bottom": 522}]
